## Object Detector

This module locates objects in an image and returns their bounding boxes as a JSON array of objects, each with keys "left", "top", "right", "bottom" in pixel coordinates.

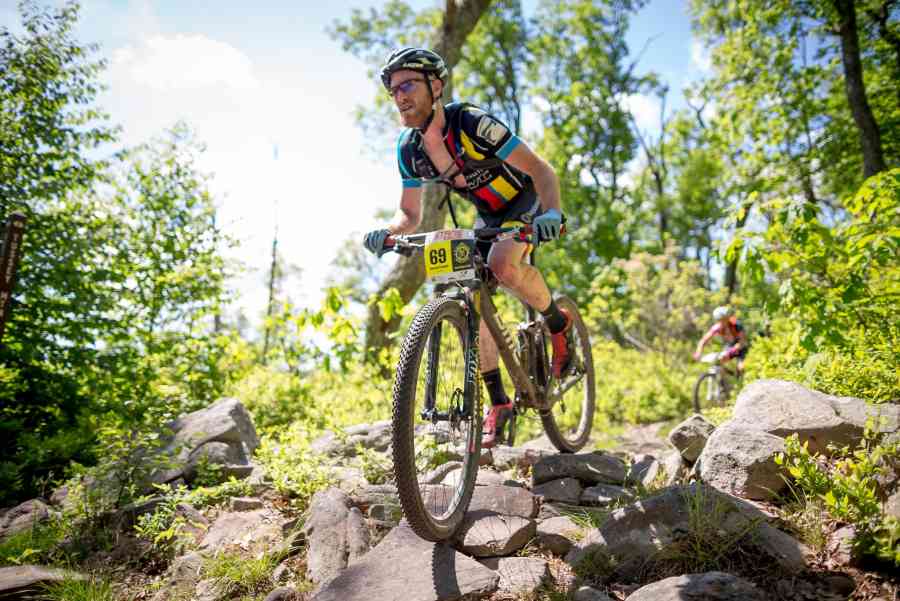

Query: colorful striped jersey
[{"left": 396, "top": 103, "right": 535, "bottom": 216}]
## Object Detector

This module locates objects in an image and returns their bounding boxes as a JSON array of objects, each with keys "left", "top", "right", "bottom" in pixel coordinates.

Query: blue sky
[{"left": 1, "top": 0, "right": 711, "bottom": 321}]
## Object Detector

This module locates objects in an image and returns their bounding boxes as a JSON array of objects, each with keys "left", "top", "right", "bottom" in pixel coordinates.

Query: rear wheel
[
  {"left": 541, "top": 296, "right": 594, "bottom": 452},
  {"left": 392, "top": 296, "right": 481, "bottom": 541}
]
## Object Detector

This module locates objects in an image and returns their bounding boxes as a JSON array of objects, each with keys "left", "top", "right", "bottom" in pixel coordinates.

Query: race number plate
[{"left": 423, "top": 229, "right": 476, "bottom": 283}]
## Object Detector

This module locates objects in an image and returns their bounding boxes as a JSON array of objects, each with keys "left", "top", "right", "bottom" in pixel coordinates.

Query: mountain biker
[
  {"left": 363, "top": 47, "right": 573, "bottom": 448},
  {"left": 693, "top": 305, "right": 748, "bottom": 374}
]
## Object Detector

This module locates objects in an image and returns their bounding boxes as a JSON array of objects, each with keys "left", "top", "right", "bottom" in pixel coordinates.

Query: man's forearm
[
  {"left": 389, "top": 208, "right": 421, "bottom": 235},
  {"left": 533, "top": 161, "right": 561, "bottom": 212}
]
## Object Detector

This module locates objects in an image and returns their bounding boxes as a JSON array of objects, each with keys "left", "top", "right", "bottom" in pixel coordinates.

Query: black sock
[
  {"left": 541, "top": 299, "right": 567, "bottom": 334},
  {"left": 482, "top": 368, "right": 509, "bottom": 406}
]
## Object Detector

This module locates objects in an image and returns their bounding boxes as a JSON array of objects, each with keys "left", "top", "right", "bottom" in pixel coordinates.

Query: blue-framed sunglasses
[{"left": 388, "top": 77, "right": 427, "bottom": 98}]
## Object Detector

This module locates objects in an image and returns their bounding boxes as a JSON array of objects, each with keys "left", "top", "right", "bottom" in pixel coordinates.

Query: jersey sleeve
[
  {"left": 457, "top": 105, "right": 521, "bottom": 161},
  {"left": 396, "top": 129, "right": 422, "bottom": 188}
]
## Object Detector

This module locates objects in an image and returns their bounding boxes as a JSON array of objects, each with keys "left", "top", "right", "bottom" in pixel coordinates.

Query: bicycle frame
[{"left": 390, "top": 226, "right": 582, "bottom": 418}]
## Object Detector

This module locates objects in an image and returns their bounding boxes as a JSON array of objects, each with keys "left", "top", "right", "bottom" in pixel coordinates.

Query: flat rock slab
[
  {"left": 467, "top": 485, "right": 538, "bottom": 519},
  {"left": 311, "top": 523, "right": 498, "bottom": 601},
  {"left": 532, "top": 453, "right": 627, "bottom": 486},
  {"left": 732, "top": 380, "right": 900, "bottom": 454},
  {"left": 199, "top": 508, "right": 282, "bottom": 554},
  {"left": 479, "top": 556, "right": 550, "bottom": 595},
  {"left": 533, "top": 477, "right": 583, "bottom": 504},
  {"left": 457, "top": 514, "right": 535, "bottom": 557},
  {"left": 696, "top": 421, "right": 787, "bottom": 500},
  {"left": 566, "top": 484, "right": 808, "bottom": 580},
  {"left": 0, "top": 565, "right": 85, "bottom": 598},
  {"left": 667, "top": 414, "right": 715, "bottom": 463},
  {"left": 580, "top": 483, "right": 633, "bottom": 506},
  {"left": 625, "top": 571, "right": 766, "bottom": 601}
]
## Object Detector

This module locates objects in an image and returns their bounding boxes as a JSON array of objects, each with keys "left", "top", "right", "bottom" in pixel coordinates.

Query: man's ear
[{"left": 431, "top": 77, "right": 443, "bottom": 99}]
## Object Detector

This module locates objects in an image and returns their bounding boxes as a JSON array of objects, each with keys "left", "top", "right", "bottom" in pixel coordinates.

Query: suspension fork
[{"left": 424, "top": 322, "right": 442, "bottom": 413}]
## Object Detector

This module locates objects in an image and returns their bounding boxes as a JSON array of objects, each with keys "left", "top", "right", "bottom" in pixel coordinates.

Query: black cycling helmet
[{"left": 380, "top": 47, "right": 448, "bottom": 90}]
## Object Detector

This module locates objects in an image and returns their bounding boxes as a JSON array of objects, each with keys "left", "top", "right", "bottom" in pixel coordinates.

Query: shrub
[
  {"left": 747, "top": 318, "right": 899, "bottom": 403},
  {"left": 775, "top": 430, "right": 900, "bottom": 565}
]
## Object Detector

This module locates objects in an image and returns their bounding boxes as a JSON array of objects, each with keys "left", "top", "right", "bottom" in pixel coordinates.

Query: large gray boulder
[
  {"left": 732, "top": 380, "right": 899, "bottom": 454},
  {"left": 302, "top": 488, "right": 370, "bottom": 586},
  {"left": 155, "top": 398, "right": 259, "bottom": 484},
  {"left": 626, "top": 572, "right": 766, "bottom": 601},
  {"left": 0, "top": 499, "right": 50, "bottom": 542},
  {"left": 532, "top": 452, "right": 627, "bottom": 486},
  {"left": 667, "top": 414, "right": 716, "bottom": 463},
  {"left": 695, "top": 421, "right": 787, "bottom": 500},
  {"left": 467, "top": 485, "right": 538, "bottom": 519},
  {"left": 311, "top": 522, "right": 498, "bottom": 601},
  {"left": 566, "top": 484, "right": 808, "bottom": 581},
  {"left": 311, "top": 421, "right": 392, "bottom": 457}
]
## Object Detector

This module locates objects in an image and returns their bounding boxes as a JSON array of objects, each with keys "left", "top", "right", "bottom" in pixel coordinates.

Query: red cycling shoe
[
  {"left": 550, "top": 308, "right": 574, "bottom": 378},
  {"left": 482, "top": 401, "right": 513, "bottom": 449}
]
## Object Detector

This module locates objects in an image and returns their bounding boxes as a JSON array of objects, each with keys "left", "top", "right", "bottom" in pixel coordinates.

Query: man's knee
[{"left": 488, "top": 254, "right": 520, "bottom": 287}]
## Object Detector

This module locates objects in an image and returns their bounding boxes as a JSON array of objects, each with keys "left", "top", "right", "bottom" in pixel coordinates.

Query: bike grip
[{"left": 384, "top": 236, "right": 395, "bottom": 248}]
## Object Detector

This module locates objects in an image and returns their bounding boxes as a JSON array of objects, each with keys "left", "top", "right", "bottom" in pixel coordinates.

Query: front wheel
[
  {"left": 693, "top": 372, "right": 721, "bottom": 413},
  {"left": 541, "top": 296, "right": 595, "bottom": 453},
  {"left": 392, "top": 296, "right": 481, "bottom": 542}
]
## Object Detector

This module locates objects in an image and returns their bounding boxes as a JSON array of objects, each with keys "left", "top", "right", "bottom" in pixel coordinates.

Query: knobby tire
[
  {"left": 541, "top": 296, "right": 595, "bottom": 453},
  {"left": 391, "top": 296, "right": 481, "bottom": 541}
]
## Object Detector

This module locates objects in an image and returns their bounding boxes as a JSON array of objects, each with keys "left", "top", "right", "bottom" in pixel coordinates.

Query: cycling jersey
[
  {"left": 396, "top": 102, "right": 538, "bottom": 220},
  {"left": 706, "top": 317, "right": 745, "bottom": 345}
]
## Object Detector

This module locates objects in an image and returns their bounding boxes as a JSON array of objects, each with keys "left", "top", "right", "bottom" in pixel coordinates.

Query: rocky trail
[{"left": 1, "top": 380, "right": 898, "bottom": 600}]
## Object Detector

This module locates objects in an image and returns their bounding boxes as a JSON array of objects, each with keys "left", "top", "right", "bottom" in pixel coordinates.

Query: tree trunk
[
  {"left": 833, "top": 0, "right": 887, "bottom": 177},
  {"left": 364, "top": 0, "right": 493, "bottom": 354}
]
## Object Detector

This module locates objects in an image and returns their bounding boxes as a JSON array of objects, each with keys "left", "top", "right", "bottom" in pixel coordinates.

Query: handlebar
[{"left": 384, "top": 223, "right": 567, "bottom": 254}]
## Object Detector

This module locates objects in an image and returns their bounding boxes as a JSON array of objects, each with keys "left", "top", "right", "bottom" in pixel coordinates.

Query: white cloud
[
  {"left": 112, "top": 34, "right": 258, "bottom": 91},
  {"left": 690, "top": 40, "right": 712, "bottom": 73}
]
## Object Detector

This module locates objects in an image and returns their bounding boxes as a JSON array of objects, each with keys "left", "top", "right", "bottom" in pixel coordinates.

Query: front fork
[{"left": 422, "top": 287, "right": 481, "bottom": 424}]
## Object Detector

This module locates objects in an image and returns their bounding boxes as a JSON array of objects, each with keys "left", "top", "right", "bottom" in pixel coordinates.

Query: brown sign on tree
[{"left": 0, "top": 212, "right": 26, "bottom": 343}]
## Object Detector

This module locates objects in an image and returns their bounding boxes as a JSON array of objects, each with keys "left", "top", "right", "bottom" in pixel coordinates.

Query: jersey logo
[{"left": 476, "top": 116, "right": 508, "bottom": 145}]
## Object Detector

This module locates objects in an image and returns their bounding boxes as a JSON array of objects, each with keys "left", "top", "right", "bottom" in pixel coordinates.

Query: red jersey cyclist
[{"left": 693, "top": 306, "right": 748, "bottom": 374}]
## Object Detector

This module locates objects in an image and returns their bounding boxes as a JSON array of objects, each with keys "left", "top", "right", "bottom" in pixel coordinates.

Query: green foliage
[
  {"left": 0, "top": 518, "right": 66, "bottom": 567},
  {"left": 133, "top": 493, "right": 194, "bottom": 561},
  {"left": 202, "top": 550, "right": 281, "bottom": 599},
  {"left": 356, "top": 445, "right": 393, "bottom": 485},
  {"left": 41, "top": 576, "right": 116, "bottom": 601},
  {"left": 131, "top": 478, "right": 251, "bottom": 561},
  {"left": 63, "top": 406, "right": 179, "bottom": 523},
  {"left": 590, "top": 341, "right": 693, "bottom": 424},
  {"left": 775, "top": 431, "right": 900, "bottom": 565},
  {"left": 742, "top": 169, "right": 900, "bottom": 352},
  {"left": 254, "top": 424, "right": 335, "bottom": 510},
  {"left": 747, "top": 318, "right": 898, "bottom": 403}
]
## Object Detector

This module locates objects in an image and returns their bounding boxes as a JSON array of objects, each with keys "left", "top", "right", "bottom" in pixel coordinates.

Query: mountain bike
[
  {"left": 387, "top": 225, "right": 595, "bottom": 541},
  {"left": 692, "top": 351, "right": 742, "bottom": 413}
]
